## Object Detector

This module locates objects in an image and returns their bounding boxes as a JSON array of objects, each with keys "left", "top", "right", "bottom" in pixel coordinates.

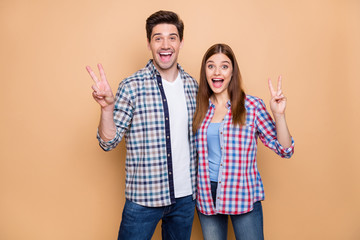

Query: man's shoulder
[
  {"left": 119, "top": 63, "right": 154, "bottom": 88},
  {"left": 181, "top": 70, "right": 195, "bottom": 80},
  {"left": 179, "top": 68, "right": 198, "bottom": 88}
]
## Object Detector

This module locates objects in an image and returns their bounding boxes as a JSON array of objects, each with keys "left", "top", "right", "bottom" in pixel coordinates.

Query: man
[{"left": 86, "top": 10, "right": 198, "bottom": 239}]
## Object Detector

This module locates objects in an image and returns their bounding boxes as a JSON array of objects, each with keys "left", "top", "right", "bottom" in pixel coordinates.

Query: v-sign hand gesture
[
  {"left": 86, "top": 64, "right": 115, "bottom": 109},
  {"left": 268, "top": 76, "right": 287, "bottom": 117}
]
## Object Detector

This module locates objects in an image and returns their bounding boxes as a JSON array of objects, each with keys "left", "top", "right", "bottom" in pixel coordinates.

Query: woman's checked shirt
[{"left": 196, "top": 95, "right": 294, "bottom": 215}]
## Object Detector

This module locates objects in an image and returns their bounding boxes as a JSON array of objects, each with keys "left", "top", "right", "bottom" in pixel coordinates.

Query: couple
[{"left": 86, "top": 10, "right": 294, "bottom": 240}]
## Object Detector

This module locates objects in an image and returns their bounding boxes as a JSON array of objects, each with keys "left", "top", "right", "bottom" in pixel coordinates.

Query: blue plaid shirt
[{"left": 97, "top": 60, "right": 198, "bottom": 207}]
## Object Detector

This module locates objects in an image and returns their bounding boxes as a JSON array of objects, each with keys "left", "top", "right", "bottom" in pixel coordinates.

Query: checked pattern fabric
[
  {"left": 98, "top": 60, "right": 198, "bottom": 207},
  {"left": 196, "top": 95, "right": 294, "bottom": 215}
]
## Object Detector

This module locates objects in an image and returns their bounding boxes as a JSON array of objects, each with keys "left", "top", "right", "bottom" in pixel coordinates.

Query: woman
[{"left": 193, "top": 43, "right": 294, "bottom": 240}]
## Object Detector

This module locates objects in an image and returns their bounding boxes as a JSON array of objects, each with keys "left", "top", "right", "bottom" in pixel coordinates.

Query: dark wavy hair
[
  {"left": 146, "top": 10, "right": 184, "bottom": 42},
  {"left": 193, "top": 43, "right": 246, "bottom": 133}
]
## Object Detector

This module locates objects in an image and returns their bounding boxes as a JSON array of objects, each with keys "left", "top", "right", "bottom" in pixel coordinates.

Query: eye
[
  {"left": 207, "top": 64, "right": 214, "bottom": 69},
  {"left": 170, "top": 36, "right": 177, "bottom": 41},
  {"left": 222, "top": 65, "right": 229, "bottom": 69}
]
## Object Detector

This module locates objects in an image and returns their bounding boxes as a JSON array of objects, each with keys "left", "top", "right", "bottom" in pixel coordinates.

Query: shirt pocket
[{"left": 241, "top": 121, "right": 256, "bottom": 140}]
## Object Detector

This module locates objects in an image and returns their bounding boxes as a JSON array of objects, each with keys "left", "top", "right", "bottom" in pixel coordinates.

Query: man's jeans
[
  {"left": 118, "top": 195, "right": 195, "bottom": 240},
  {"left": 197, "top": 182, "right": 264, "bottom": 240}
]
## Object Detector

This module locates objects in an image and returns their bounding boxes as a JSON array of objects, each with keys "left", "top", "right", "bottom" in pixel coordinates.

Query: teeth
[
  {"left": 212, "top": 78, "right": 223, "bottom": 81},
  {"left": 160, "top": 52, "right": 171, "bottom": 56}
]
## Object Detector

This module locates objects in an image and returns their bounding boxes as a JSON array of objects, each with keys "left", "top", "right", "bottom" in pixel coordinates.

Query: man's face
[{"left": 147, "top": 23, "right": 183, "bottom": 73}]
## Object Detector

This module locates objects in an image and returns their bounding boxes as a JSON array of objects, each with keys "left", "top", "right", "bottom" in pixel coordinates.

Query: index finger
[
  {"left": 268, "top": 78, "right": 276, "bottom": 96},
  {"left": 86, "top": 65, "right": 100, "bottom": 84}
]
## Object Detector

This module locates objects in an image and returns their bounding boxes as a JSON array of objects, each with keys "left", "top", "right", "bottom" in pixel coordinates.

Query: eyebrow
[
  {"left": 206, "top": 60, "right": 231, "bottom": 64},
  {"left": 152, "top": 33, "right": 179, "bottom": 38}
]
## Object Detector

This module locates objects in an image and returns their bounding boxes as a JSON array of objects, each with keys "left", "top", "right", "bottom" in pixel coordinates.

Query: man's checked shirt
[
  {"left": 97, "top": 60, "right": 198, "bottom": 207},
  {"left": 196, "top": 95, "right": 294, "bottom": 215}
]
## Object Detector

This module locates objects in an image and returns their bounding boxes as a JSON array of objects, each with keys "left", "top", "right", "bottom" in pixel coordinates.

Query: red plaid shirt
[{"left": 196, "top": 95, "right": 294, "bottom": 215}]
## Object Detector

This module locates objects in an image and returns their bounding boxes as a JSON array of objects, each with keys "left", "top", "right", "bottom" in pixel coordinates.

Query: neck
[
  {"left": 154, "top": 62, "right": 179, "bottom": 82},
  {"left": 211, "top": 92, "right": 230, "bottom": 106}
]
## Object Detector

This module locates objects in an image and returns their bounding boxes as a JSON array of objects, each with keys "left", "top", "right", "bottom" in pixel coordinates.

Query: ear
[
  {"left": 147, "top": 40, "right": 151, "bottom": 50},
  {"left": 180, "top": 38, "right": 184, "bottom": 49}
]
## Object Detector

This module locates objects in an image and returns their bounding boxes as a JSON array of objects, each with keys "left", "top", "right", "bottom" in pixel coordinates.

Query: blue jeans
[
  {"left": 118, "top": 195, "right": 195, "bottom": 240},
  {"left": 197, "top": 182, "right": 264, "bottom": 240}
]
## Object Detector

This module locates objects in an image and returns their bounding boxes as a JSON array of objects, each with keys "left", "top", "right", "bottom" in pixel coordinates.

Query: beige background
[{"left": 1, "top": 0, "right": 359, "bottom": 239}]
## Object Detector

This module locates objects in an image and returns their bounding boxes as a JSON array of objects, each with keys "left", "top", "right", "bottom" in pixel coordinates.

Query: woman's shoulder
[{"left": 245, "top": 94, "right": 264, "bottom": 107}]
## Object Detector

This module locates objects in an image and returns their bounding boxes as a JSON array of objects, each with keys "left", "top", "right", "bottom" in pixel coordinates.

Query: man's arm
[{"left": 86, "top": 64, "right": 116, "bottom": 141}]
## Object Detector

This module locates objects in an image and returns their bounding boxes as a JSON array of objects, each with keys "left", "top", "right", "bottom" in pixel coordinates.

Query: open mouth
[
  {"left": 212, "top": 78, "right": 224, "bottom": 88},
  {"left": 159, "top": 52, "right": 172, "bottom": 62}
]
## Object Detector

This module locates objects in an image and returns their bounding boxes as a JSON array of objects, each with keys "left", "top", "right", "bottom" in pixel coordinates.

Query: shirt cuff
[
  {"left": 96, "top": 128, "right": 120, "bottom": 151},
  {"left": 276, "top": 137, "right": 295, "bottom": 158}
]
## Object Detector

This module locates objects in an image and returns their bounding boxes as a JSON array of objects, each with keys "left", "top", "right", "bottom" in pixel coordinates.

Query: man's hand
[
  {"left": 86, "top": 63, "right": 116, "bottom": 141},
  {"left": 86, "top": 63, "right": 115, "bottom": 109}
]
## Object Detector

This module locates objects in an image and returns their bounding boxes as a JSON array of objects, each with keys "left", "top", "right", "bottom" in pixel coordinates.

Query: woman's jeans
[
  {"left": 197, "top": 182, "right": 264, "bottom": 240},
  {"left": 118, "top": 195, "right": 195, "bottom": 240}
]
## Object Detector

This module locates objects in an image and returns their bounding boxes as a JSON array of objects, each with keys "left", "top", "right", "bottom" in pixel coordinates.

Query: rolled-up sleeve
[
  {"left": 256, "top": 98, "right": 295, "bottom": 158},
  {"left": 96, "top": 80, "right": 135, "bottom": 151},
  {"left": 274, "top": 137, "right": 295, "bottom": 158},
  {"left": 97, "top": 128, "right": 123, "bottom": 151}
]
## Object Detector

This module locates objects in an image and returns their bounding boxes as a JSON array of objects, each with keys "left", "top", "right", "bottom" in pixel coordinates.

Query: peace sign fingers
[
  {"left": 268, "top": 75, "right": 282, "bottom": 98},
  {"left": 86, "top": 63, "right": 115, "bottom": 108},
  {"left": 268, "top": 75, "right": 287, "bottom": 116}
]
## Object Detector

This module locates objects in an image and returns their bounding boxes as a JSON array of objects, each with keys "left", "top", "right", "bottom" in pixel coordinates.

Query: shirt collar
[
  {"left": 209, "top": 98, "right": 231, "bottom": 109},
  {"left": 145, "top": 59, "right": 184, "bottom": 78}
]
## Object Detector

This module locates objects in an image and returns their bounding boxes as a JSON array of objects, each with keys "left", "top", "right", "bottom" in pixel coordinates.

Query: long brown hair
[{"left": 193, "top": 43, "right": 246, "bottom": 133}]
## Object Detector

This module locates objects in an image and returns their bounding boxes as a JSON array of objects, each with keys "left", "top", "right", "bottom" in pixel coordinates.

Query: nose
[
  {"left": 162, "top": 39, "right": 170, "bottom": 49},
  {"left": 215, "top": 67, "right": 220, "bottom": 75}
]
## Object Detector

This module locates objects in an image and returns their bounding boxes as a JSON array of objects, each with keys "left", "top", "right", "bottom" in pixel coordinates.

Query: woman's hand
[{"left": 268, "top": 76, "right": 286, "bottom": 117}]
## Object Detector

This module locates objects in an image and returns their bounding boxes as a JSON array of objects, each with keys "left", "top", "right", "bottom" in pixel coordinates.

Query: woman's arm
[{"left": 268, "top": 76, "right": 292, "bottom": 148}]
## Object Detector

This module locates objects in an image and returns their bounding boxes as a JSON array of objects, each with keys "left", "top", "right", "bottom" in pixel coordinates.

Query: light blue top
[{"left": 207, "top": 122, "right": 222, "bottom": 182}]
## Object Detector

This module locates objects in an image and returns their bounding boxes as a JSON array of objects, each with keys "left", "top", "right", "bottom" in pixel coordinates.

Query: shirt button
[
  {"left": 159, "top": 83, "right": 162, "bottom": 86},
  {"left": 169, "top": 172, "right": 172, "bottom": 175},
  {"left": 166, "top": 117, "right": 169, "bottom": 121},
  {"left": 220, "top": 132, "right": 223, "bottom": 134},
  {"left": 168, "top": 154, "right": 171, "bottom": 157},
  {"left": 167, "top": 136, "right": 170, "bottom": 139},
  {"left": 163, "top": 99, "right": 167, "bottom": 102}
]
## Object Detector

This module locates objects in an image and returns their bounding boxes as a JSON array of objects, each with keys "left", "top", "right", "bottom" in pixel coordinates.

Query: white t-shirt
[{"left": 162, "top": 73, "right": 192, "bottom": 198}]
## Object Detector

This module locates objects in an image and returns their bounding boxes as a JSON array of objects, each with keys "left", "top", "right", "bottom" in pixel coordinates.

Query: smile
[
  {"left": 160, "top": 52, "right": 172, "bottom": 56},
  {"left": 212, "top": 78, "right": 224, "bottom": 88},
  {"left": 159, "top": 52, "right": 173, "bottom": 62}
]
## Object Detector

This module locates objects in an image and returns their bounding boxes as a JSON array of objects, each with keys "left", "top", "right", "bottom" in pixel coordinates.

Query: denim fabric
[
  {"left": 197, "top": 182, "right": 264, "bottom": 240},
  {"left": 118, "top": 195, "right": 195, "bottom": 240}
]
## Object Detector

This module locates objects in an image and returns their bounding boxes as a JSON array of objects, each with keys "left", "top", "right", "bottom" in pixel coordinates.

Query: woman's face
[{"left": 205, "top": 53, "right": 233, "bottom": 98}]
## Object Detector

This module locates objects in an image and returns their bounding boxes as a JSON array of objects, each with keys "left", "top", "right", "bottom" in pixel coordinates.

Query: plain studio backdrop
[{"left": 1, "top": 0, "right": 359, "bottom": 239}]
